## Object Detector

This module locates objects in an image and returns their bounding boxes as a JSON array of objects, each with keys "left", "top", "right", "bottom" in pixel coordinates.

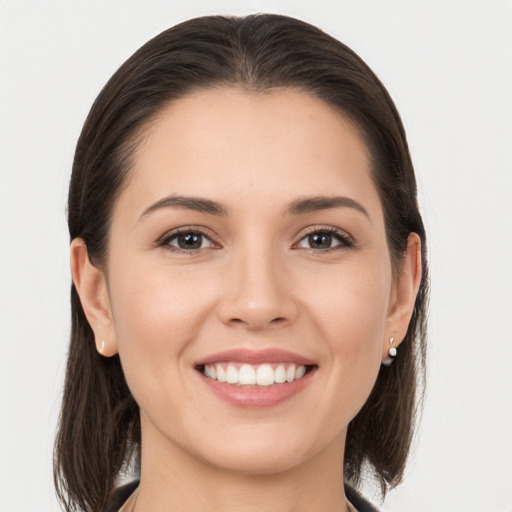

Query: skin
[{"left": 71, "top": 88, "right": 422, "bottom": 512}]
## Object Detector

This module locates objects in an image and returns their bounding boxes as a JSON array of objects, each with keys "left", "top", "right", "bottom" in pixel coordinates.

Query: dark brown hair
[{"left": 55, "top": 13, "right": 428, "bottom": 512}]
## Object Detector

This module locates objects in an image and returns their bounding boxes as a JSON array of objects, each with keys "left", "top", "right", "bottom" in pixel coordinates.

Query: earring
[
  {"left": 388, "top": 337, "right": 397, "bottom": 358},
  {"left": 382, "top": 337, "right": 397, "bottom": 366},
  {"left": 99, "top": 339, "right": 106, "bottom": 355}
]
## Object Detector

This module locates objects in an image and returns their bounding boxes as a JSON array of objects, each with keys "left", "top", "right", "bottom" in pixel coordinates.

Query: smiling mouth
[{"left": 197, "top": 362, "right": 316, "bottom": 387}]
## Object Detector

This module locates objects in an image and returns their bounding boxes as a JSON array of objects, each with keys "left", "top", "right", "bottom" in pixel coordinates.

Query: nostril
[{"left": 227, "top": 316, "right": 288, "bottom": 329}]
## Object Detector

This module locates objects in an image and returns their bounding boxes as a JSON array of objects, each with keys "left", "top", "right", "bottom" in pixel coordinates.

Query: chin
[
  {"left": 201, "top": 446, "right": 313, "bottom": 477},
  {"left": 186, "top": 424, "right": 341, "bottom": 477}
]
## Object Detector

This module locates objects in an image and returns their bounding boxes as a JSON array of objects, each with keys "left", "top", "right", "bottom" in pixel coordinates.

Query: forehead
[{"left": 119, "top": 87, "right": 382, "bottom": 220}]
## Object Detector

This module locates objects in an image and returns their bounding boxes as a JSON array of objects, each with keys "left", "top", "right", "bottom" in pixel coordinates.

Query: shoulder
[
  {"left": 103, "top": 480, "right": 138, "bottom": 512},
  {"left": 345, "top": 485, "right": 381, "bottom": 512}
]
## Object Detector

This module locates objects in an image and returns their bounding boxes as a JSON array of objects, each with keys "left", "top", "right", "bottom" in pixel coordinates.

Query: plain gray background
[{"left": 1, "top": 1, "right": 511, "bottom": 511}]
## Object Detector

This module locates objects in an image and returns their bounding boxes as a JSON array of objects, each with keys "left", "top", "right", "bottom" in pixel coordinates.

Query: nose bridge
[{"left": 219, "top": 235, "right": 297, "bottom": 330}]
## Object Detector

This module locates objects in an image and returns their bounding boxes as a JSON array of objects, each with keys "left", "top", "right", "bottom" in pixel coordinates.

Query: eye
[
  {"left": 160, "top": 229, "right": 217, "bottom": 251},
  {"left": 296, "top": 228, "right": 353, "bottom": 251}
]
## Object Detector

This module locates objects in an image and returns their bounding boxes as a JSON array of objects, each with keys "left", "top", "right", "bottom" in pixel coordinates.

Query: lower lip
[{"left": 198, "top": 368, "right": 316, "bottom": 408}]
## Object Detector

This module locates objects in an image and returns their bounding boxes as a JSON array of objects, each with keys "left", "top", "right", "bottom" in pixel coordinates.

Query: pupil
[
  {"left": 310, "top": 233, "right": 331, "bottom": 248},
  {"left": 178, "top": 233, "right": 202, "bottom": 249}
]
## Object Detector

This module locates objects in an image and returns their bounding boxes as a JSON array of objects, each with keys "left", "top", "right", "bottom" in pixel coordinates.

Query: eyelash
[
  {"left": 158, "top": 227, "right": 219, "bottom": 252},
  {"left": 294, "top": 226, "right": 354, "bottom": 252},
  {"left": 158, "top": 226, "right": 354, "bottom": 253}
]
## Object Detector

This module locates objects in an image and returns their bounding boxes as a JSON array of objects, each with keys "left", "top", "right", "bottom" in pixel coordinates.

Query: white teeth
[
  {"left": 238, "top": 364, "right": 256, "bottom": 385},
  {"left": 203, "top": 362, "right": 308, "bottom": 386},
  {"left": 256, "top": 364, "right": 274, "bottom": 386},
  {"left": 295, "top": 365, "right": 306, "bottom": 379},
  {"left": 274, "top": 364, "right": 286, "bottom": 383},
  {"left": 216, "top": 364, "right": 226, "bottom": 383},
  {"left": 286, "top": 364, "right": 296, "bottom": 383},
  {"left": 226, "top": 365, "right": 239, "bottom": 384}
]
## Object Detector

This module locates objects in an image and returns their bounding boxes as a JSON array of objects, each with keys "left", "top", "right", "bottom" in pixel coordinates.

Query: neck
[{"left": 134, "top": 422, "right": 349, "bottom": 512}]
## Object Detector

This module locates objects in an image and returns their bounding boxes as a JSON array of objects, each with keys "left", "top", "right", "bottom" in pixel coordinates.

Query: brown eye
[
  {"left": 166, "top": 231, "right": 213, "bottom": 250},
  {"left": 296, "top": 229, "right": 352, "bottom": 250},
  {"left": 307, "top": 233, "right": 333, "bottom": 249}
]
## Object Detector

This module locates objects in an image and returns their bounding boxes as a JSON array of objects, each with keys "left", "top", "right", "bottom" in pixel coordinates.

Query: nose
[{"left": 218, "top": 247, "right": 299, "bottom": 331}]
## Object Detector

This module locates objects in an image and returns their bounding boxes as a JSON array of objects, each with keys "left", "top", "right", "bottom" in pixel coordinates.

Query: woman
[{"left": 54, "top": 14, "right": 428, "bottom": 512}]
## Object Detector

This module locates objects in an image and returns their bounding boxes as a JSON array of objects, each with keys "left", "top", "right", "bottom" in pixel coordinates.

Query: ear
[
  {"left": 383, "top": 233, "right": 423, "bottom": 359},
  {"left": 70, "top": 238, "right": 118, "bottom": 357}
]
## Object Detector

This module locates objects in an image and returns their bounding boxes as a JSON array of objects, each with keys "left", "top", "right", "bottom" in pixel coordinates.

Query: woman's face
[{"left": 95, "top": 88, "right": 410, "bottom": 474}]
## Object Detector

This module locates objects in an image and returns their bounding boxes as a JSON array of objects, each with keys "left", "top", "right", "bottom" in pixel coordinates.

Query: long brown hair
[{"left": 55, "top": 14, "right": 428, "bottom": 512}]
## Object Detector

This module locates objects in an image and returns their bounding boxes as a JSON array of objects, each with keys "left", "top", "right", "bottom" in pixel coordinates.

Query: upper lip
[{"left": 195, "top": 348, "right": 316, "bottom": 367}]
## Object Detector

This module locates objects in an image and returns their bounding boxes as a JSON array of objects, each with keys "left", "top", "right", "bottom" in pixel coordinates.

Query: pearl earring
[
  {"left": 388, "top": 337, "right": 397, "bottom": 358},
  {"left": 99, "top": 339, "right": 105, "bottom": 354},
  {"left": 382, "top": 337, "right": 397, "bottom": 366}
]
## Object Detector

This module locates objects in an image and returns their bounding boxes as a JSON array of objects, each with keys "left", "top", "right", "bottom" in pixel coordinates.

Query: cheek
[
  {"left": 303, "top": 257, "right": 390, "bottom": 346},
  {"left": 110, "top": 255, "right": 215, "bottom": 336},
  {"left": 300, "top": 259, "right": 390, "bottom": 418},
  {"left": 107, "top": 261, "right": 217, "bottom": 399}
]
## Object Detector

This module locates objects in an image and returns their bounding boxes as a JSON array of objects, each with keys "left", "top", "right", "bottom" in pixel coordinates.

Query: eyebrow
[
  {"left": 138, "top": 194, "right": 369, "bottom": 222},
  {"left": 139, "top": 195, "right": 228, "bottom": 221},
  {"left": 285, "top": 196, "right": 370, "bottom": 219}
]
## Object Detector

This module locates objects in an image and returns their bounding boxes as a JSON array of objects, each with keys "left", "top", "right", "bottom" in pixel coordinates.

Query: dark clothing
[
  {"left": 104, "top": 480, "right": 138, "bottom": 512},
  {"left": 105, "top": 480, "right": 380, "bottom": 512},
  {"left": 346, "top": 485, "right": 381, "bottom": 512}
]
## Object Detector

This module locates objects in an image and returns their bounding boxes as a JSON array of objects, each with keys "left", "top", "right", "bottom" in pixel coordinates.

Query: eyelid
[
  {"left": 157, "top": 225, "right": 221, "bottom": 251},
  {"left": 156, "top": 224, "right": 354, "bottom": 252},
  {"left": 293, "top": 225, "right": 355, "bottom": 250}
]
